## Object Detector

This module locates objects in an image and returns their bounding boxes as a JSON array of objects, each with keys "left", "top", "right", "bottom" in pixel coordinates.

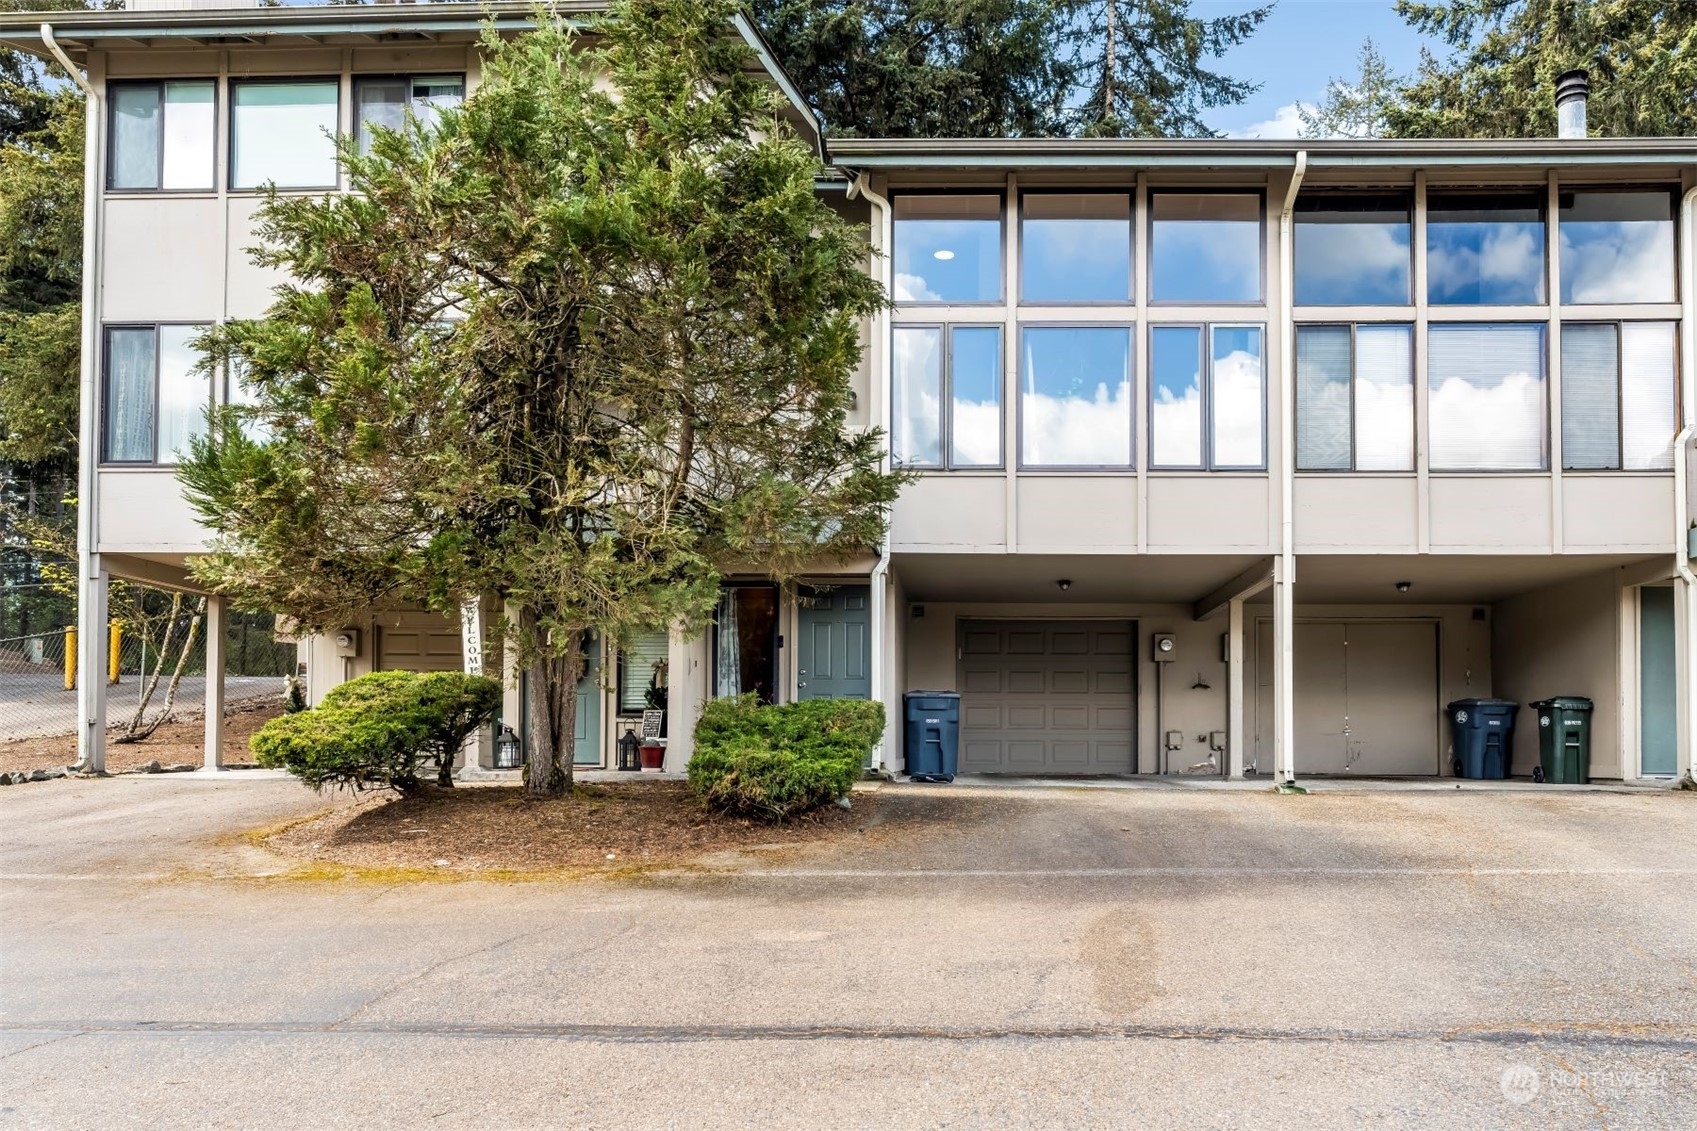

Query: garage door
[
  {"left": 958, "top": 620, "right": 1135, "bottom": 774},
  {"left": 376, "top": 611, "right": 463, "bottom": 672}
]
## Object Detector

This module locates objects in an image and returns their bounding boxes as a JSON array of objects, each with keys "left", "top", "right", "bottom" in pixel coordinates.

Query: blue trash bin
[
  {"left": 903, "top": 691, "right": 960, "bottom": 782},
  {"left": 1446, "top": 698, "right": 1519, "bottom": 779}
]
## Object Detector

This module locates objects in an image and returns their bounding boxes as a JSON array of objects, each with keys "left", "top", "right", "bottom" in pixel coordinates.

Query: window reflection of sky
[
  {"left": 1021, "top": 327, "right": 1132, "bottom": 466},
  {"left": 1427, "top": 196, "right": 1545, "bottom": 305},
  {"left": 1559, "top": 192, "right": 1675, "bottom": 304},
  {"left": 1294, "top": 197, "right": 1410, "bottom": 306}
]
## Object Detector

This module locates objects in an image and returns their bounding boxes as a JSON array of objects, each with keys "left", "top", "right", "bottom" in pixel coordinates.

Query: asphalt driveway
[{"left": 2, "top": 773, "right": 1694, "bottom": 1128}]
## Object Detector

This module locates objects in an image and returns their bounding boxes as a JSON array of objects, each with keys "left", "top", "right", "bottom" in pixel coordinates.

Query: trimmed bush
[
  {"left": 689, "top": 694, "right": 884, "bottom": 821},
  {"left": 253, "top": 670, "right": 502, "bottom": 793}
]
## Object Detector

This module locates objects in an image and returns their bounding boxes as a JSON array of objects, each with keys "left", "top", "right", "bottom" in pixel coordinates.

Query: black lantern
[
  {"left": 493, "top": 724, "right": 523, "bottom": 770},
  {"left": 617, "top": 726, "right": 642, "bottom": 771}
]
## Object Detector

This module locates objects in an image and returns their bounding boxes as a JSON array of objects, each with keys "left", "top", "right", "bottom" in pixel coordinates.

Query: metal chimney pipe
[{"left": 1556, "top": 69, "right": 1590, "bottom": 138}]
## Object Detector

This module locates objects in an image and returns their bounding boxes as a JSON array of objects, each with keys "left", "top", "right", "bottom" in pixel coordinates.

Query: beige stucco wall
[{"left": 1491, "top": 568, "right": 1624, "bottom": 779}]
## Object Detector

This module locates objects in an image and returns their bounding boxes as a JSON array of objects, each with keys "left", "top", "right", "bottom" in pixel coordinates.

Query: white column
[
  {"left": 1677, "top": 575, "right": 1695, "bottom": 782},
  {"left": 76, "top": 560, "right": 109, "bottom": 774},
  {"left": 1227, "top": 597, "right": 1246, "bottom": 778},
  {"left": 1271, "top": 556, "right": 1296, "bottom": 785},
  {"left": 202, "top": 594, "right": 225, "bottom": 771}
]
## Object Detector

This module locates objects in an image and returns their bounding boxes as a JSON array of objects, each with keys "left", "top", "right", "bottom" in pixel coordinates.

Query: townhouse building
[{"left": 3, "top": 1, "right": 1692, "bottom": 784}]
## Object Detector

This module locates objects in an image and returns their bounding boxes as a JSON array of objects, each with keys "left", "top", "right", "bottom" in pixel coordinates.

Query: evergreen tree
[
  {"left": 1298, "top": 37, "right": 1402, "bottom": 139},
  {"left": 178, "top": 0, "right": 902, "bottom": 797},
  {"left": 1388, "top": 0, "right": 1697, "bottom": 137}
]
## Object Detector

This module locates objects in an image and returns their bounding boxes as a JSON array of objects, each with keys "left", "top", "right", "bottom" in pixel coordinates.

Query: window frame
[
  {"left": 100, "top": 322, "right": 213, "bottom": 467},
  {"left": 1146, "top": 189, "right": 1268, "bottom": 307},
  {"left": 891, "top": 321, "right": 1006, "bottom": 471},
  {"left": 1017, "top": 190, "right": 1135, "bottom": 307},
  {"left": 1424, "top": 187, "right": 1549, "bottom": 307},
  {"left": 227, "top": 76, "right": 343, "bottom": 193},
  {"left": 1560, "top": 320, "right": 1680, "bottom": 473},
  {"left": 1291, "top": 191, "right": 1414, "bottom": 308},
  {"left": 889, "top": 189, "right": 1007, "bottom": 307},
  {"left": 352, "top": 72, "right": 466, "bottom": 155},
  {"left": 1016, "top": 321, "right": 1136, "bottom": 471},
  {"left": 105, "top": 78, "right": 218, "bottom": 194},
  {"left": 1147, "top": 320, "right": 1268, "bottom": 472},
  {"left": 1294, "top": 321, "right": 1416, "bottom": 474},
  {"left": 1425, "top": 321, "right": 1549, "bottom": 473}
]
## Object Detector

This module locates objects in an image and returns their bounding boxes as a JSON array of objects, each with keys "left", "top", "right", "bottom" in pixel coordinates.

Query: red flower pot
[{"left": 639, "top": 741, "right": 665, "bottom": 771}]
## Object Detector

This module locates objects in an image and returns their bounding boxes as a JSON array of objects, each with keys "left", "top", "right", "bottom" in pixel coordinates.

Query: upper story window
[
  {"left": 355, "top": 75, "right": 465, "bottom": 154},
  {"left": 108, "top": 81, "right": 215, "bottom": 191},
  {"left": 1426, "top": 191, "right": 1546, "bottom": 306},
  {"left": 1427, "top": 323, "right": 1546, "bottom": 470},
  {"left": 891, "top": 324, "right": 1002, "bottom": 468},
  {"left": 1020, "top": 193, "right": 1132, "bottom": 303},
  {"left": 1019, "top": 325, "right": 1133, "bottom": 468},
  {"left": 1561, "top": 322, "right": 1676, "bottom": 470},
  {"left": 892, "top": 195, "right": 1001, "bottom": 304},
  {"left": 103, "top": 324, "right": 210, "bottom": 464},
  {"left": 1293, "top": 194, "right": 1411, "bottom": 306},
  {"left": 231, "top": 79, "right": 340, "bottom": 190},
  {"left": 1150, "top": 193, "right": 1261, "bottom": 304},
  {"left": 1559, "top": 190, "right": 1677, "bottom": 305},
  {"left": 1150, "top": 323, "right": 1265, "bottom": 469},
  {"left": 1295, "top": 324, "right": 1414, "bottom": 472}
]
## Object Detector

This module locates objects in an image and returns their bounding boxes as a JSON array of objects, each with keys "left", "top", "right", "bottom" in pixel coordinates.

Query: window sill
[{"left": 104, "top": 190, "right": 218, "bottom": 199}]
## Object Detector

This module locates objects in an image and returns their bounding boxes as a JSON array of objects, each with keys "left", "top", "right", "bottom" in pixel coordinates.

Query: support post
[
  {"left": 1271, "top": 556, "right": 1296, "bottom": 786},
  {"left": 76, "top": 562, "right": 109, "bottom": 773},
  {"left": 1227, "top": 598, "right": 1246, "bottom": 778},
  {"left": 202, "top": 594, "right": 225, "bottom": 771}
]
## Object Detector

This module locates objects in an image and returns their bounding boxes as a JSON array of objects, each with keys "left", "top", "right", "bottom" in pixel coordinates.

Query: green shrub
[
  {"left": 689, "top": 695, "right": 884, "bottom": 821},
  {"left": 254, "top": 670, "right": 502, "bottom": 792}
]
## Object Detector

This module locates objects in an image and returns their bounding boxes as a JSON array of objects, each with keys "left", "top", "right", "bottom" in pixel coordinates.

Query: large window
[
  {"left": 1296, "top": 324, "right": 1414, "bottom": 472},
  {"left": 231, "top": 80, "right": 340, "bottom": 190},
  {"left": 1020, "top": 193, "right": 1132, "bottom": 303},
  {"left": 1149, "top": 323, "right": 1265, "bottom": 469},
  {"left": 355, "top": 75, "right": 464, "bottom": 154},
  {"left": 892, "top": 195, "right": 1001, "bottom": 303},
  {"left": 713, "top": 585, "right": 777, "bottom": 704},
  {"left": 1150, "top": 193, "right": 1261, "bottom": 303},
  {"left": 891, "top": 324, "right": 1002, "bottom": 468},
  {"left": 1561, "top": 322, "right": 1677, "bottom": 470},
  {"left": 1019, "top": 326, "right": 1133, "bottom": 468},
  {"left": 1428, "top": 324, "right": 1546, "bottom": 470},
  {"left": 1559, "top": 190, "right": 1677, "bottom": 305},
  {"left": 108, "top": 81, "right": 215, "bottom": 191},
  {"left": 103, "top": 325, "right": 210, "bottom": 464},
  {"left": 1426, "top": 191, "right": 1546, "bottom": 306},
  {"left": 1293, "top": 194, "right": 1411, "bottom": 306}
]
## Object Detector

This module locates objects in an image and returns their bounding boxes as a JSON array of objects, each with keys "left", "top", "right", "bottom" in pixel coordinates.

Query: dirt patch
[
  {"left": 0, "top": 700, "right": 284, "bottom": 776},
  {"left": 262, "top": 781, "right": 880, "bottom": 876}
]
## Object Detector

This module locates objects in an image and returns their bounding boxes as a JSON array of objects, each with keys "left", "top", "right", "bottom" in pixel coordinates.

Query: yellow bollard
[
  {"left": 109, "top": 623, "right": 122, "bottom": 685},
  {"left": 64, "top": 627, "right": 77, "bottom": 691}
]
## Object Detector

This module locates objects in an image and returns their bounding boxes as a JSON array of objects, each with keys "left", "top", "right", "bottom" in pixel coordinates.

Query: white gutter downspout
[
  {"left": 848, "top": 170, "right": 894, "bottom": 770},
  {"left": 44, "top": 24, "right": 106, "bottom": 774},
  {"left": 1273, "top": 151, "right": 1307, "bottom": 788},
  {"left": 1674, "top": 184, "right": 1697, "bottom": 784}
]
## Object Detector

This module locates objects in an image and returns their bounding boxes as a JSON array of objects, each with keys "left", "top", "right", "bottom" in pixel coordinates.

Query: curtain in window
[
  {"left": 713, "top": 589, "right": 740, "bottom": 699},
  {"left": 1354, "top": 325, "right": 1413, "bottom": 471},
  {"left": 160, "top": 82, "right": 214, "bottom": 190},
  {"left": 232, "top": 82, "right": 339, "bottom": 189},
  {"left": 1621, "top": 322, "right": 1676, "bottom": 471},
  {"left": 1561, "top": 324, "right": 1619, "bottom": 470},
  {"left": 1428, "top": 324, "right": 1546, "bottom": 470},
  {"left": 355, "top": 79, "right": 409, "bottom": 155},
  {"left": 110, "top": 86, "right": 161, "bottom": 190},
  {"left": 105, "top": 329, "right": 155, "bottom": 461},
  {"left": 156, "top": 325, "right": 209, "bottom": 463},
  {"left": 1296, "top": 326, "right": 1351, "bottom": 470}
]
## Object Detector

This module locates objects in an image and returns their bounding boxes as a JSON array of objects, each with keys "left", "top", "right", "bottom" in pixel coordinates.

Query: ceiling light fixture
[
  {"left": 933, "top": 249, "right": 956, "bottom": 261},
  {"left": 1057, "top": 579, "right": 1072, "bottom": 592},
  {"left": 1395, "top": 581, "right": 1412, "bottom": 594}
]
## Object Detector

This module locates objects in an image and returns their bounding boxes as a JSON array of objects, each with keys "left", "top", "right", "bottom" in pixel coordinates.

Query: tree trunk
[
  {"left": 115, "top": 595, "right": 205, "bottom": 743},
  {"left": 524, "top": 621, "right": 583, "bottom": 798}
]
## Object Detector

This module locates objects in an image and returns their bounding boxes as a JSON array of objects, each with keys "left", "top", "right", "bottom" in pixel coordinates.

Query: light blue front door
[
  {"left": 797, "top": 585, "right": 871, "bottom": 700},
  {"left": 573, "top": 634, "right": 602, "bottom": 765},
  {"left": 1640, "top": 586, "right": 1676, "bottom": 776}
]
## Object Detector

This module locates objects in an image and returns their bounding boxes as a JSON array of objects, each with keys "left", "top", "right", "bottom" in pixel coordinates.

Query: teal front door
[
  {"left": 574, "top": 634, "right": 602, "bottom": 765},
  {"left": 1640, "top": 586, "right": 1676, "bottom": 776},
  {"left": 797, "top": 585, "right": 871, "bottom": 700}
]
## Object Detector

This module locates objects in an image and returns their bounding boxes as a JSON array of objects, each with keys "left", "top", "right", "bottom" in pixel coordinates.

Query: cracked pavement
[{"left": 2, "top": 773, "right": 1695, "bottom": 1128}]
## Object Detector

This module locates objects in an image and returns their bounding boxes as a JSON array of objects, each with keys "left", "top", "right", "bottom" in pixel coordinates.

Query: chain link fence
[{"left": 0, "top": 611, "right": 297, "bottom": 742}]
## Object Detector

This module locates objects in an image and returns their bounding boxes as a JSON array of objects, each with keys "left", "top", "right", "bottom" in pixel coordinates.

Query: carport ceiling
[
  {"left": 1259, "top": 553, "right": 1665, "bottom": 605},
  {"left": 891, "top": 553, "right": 1266, "bottom": 604}
]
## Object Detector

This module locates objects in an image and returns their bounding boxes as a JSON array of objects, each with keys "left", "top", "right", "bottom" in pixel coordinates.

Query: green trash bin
[{"left": 1530, "top": 697, "right": 1593, "bottom": 784}]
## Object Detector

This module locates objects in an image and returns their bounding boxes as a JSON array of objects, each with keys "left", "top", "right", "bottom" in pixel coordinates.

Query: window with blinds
[
  {"left": 1428, "top": 324, "right": 1547, "bottom": 471},
  {"left": 618, "top": 632, "right": 670, "bottom": 714},
  {"left": 1562, "top": 322, "right": 1677, "bottom": 471},
  {"left": 1295, "top": 324, "right": 1414, "bottom": 472}
]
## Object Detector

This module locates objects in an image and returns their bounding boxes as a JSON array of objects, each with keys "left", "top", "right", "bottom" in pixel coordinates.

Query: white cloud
[
  {"left": 893, "top": 272, "right": 940, "bottom": 303},
  {"left": 1021, "top": 381, "right": 1133, "bottom": 466},
  {"left": 1229, "top": 102, "right": 1305, "bottom": 140},
  {"left": 1560, "top": 224, "right": 1677, "bottom": 304},
  {"left": 1211, "top": 349, "right": 1264, "bottom": 466}
]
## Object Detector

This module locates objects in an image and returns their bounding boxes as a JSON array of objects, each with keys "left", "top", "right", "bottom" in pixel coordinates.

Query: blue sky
[{"left": 1198, "top": 0, "right": 1445, "bottom": 137}]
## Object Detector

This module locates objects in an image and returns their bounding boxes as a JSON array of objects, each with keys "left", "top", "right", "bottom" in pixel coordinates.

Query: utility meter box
[
  {"left": 333, "top": 628, "right": 361, "bottom": 658},
  {"left": 1152, "top": 633, "right": 1177, "bottom": 662}
]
